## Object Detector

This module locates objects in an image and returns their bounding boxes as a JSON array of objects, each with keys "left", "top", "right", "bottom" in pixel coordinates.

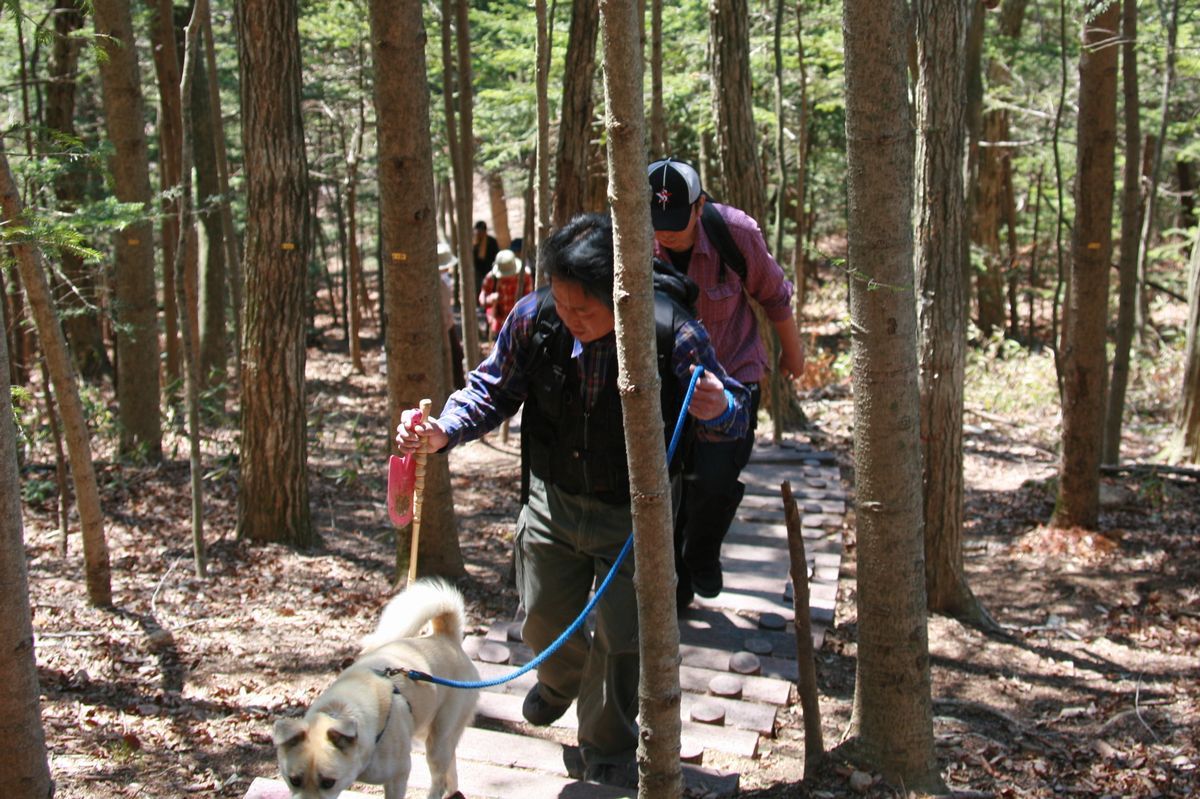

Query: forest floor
[{"left": 18, "top": 267, "right": 1200, "bottom": 798}]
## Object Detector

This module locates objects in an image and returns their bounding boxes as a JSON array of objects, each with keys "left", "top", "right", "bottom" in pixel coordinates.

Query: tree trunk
[
  {"left": 535, "top": 0, "right": 552, "bottom": 284},
  {"left": 841, "top": 1, "right": 943, "bottom": 791},
  {"left": 970, "top": 0, "right": 1028, "bottom": 338},
  {"left": 93, "top": 0, "right": 163, "bottom": 460},
  {"left": 46, "top": 0, "right": 110, "bottom": 381},
  {"left": 1174, "top": 229, "right": 1200, "bottom": 461},
  {"left": 151, "top": 0, "right": 184, "bottom": 388},
  {"left": 1178, "top": 159, "right": 1197, "bottom": 230},
  {"left": 347, "top": 95, "right": 366, "bottom": 374},
  {"left": 193, "top": 39, "right": 228, "bottom": 399},
  {"left": 0, "top": 295, "right": 53, "bottom": 799},
  {"left": 648, "top": 0, "right": 666, "bottom": 156},
  {"left": 235, "top": 0, "right": 313, "bottom": 546},
  {"left": 599, "top": 0, "right": 682, "bottom": 792},
  {"left": 1102, "top": 0, "right": 1142, "bottom": 465},
  {"left": 441, "top": 0, "right": 480, "bottom": 371},
  {"left": 370, "top": 0, "right": 463, "bottom": 579},
  {"left": 709, "top": 0, "right": 766, "bottom": 225},
  {"left": 771, "top": 0, "right": 787, "bottom": 263},
  {"left": 1053, "top": 1, "right": 1119, "bottom": 531},
  {"left": 914, "top": 0, "right": 995, "bottom": 629},
  {"left": 791, "top": 1, "right": 811, "bottom": 320},
  {"left": 177, "top": 0, "right": 209, "bottom": 578},
  {"left": 552, "top": 0, "right": 600, "bottom": 227},
  {"left": 1134, "top": 0, "right": 1178, "bottom": 341},
  {"left": 486, "top": 172, "right": 512, "bottom": 248},
  {"left": 201, "top": 3, "right": 243, "bottom": 385},
  {"left": 1, "top": 145, "right": 112, "bottom": 607}
]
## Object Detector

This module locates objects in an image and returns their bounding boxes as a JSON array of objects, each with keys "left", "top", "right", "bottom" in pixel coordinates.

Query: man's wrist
[{"left": 700, "top": 389, "right": 736, "bottom": 428}]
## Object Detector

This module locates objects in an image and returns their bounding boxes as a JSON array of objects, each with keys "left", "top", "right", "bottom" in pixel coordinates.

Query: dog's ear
[
  {"left": 273, "top": 718, "right": 308, "bottom": 748},
  {"left": 326, "top": 717, "right": 359, "bottom": 751}
]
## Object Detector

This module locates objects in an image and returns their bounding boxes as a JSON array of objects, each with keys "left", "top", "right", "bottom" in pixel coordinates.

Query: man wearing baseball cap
[{"left": 647, "top": 157, "right": 806, "bottom": 608}]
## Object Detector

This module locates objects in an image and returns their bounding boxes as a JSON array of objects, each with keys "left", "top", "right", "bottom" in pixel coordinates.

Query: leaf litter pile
[{"left": 21, "top": 339, "right": 1200, "bottom": 798}]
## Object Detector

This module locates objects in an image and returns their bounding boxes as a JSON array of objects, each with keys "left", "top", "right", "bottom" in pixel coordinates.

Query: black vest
[{"left": 519, "top": 286, "right": 695, "bottom": 505}]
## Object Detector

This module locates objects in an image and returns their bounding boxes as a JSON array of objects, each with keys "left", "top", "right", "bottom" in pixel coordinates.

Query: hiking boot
[
  {"left": 676, "top": 578, "right": 694, "bottom": 615},
  {"left": 584, "top": 760, "right": 638, "bottom": 789},
  {"left": 522, "top": 683, "right": 570, "bottom": 726},
  {"left": 688, "top": 560, "right": 723, "bottom": 598}
]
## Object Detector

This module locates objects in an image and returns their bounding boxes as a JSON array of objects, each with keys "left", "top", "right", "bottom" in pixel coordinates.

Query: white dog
[{"left": 273, "top": 579, "right": 480, "bottom": 799}]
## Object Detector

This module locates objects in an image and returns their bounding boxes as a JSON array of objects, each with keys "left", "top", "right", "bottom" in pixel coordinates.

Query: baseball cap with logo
[{"left": 647, "top": 158, "right": 702, "bottom": 232}]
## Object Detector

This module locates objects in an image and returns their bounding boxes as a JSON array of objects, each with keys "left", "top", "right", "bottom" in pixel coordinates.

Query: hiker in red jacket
[{"left": 478, "top": 248, "right": 533, "bottom": 339}]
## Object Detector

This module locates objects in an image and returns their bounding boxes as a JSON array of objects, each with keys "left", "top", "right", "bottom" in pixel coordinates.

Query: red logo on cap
[{"left": 655, "top": 187, "right": 671, "bottom": 209}]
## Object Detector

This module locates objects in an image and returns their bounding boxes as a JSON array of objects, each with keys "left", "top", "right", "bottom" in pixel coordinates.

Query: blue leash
[{"left": 405, "top": 364, "right": 706, "bottom": 689}]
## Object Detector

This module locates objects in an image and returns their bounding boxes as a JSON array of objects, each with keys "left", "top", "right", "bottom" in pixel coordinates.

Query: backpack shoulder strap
[{"left": 700, "top": 201, "right": 748, "bottom": 284}]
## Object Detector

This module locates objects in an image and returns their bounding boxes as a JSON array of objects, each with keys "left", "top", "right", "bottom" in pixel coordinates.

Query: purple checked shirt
[{"left": 652, "top": 202, "right": 794, "bottom": 386}]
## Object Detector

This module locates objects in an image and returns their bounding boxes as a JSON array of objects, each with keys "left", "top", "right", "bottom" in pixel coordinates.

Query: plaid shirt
[
  {"left": 436, "top": 289, "right": 750, "bottom": 449},
  {"left": 652, "top": 202, "right": 794, "bottom": 385}
]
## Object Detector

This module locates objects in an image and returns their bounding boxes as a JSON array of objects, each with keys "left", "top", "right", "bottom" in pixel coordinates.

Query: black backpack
[
  {"left": 700, "top": 200, "right": 748, "bottom": 285},
  {"left": 516, "top": 261, "right": 699, "bottom": 504}
]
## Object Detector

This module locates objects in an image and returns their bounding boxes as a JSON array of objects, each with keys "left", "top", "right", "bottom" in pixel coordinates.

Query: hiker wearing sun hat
[
  {"left": 647, "top": 156, "right": 807, "bottom": 609},
  {"left": 478, "top": 248, "right": 533, "bottom": 339}
]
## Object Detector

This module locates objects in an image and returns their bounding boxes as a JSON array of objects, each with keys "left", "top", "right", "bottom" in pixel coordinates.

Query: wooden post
[
  {"left": 407, "top": 398, "right": 432, "bottom": 583},
  {"left": 782, "top": 480, "right": 825, "bottom": 773}
]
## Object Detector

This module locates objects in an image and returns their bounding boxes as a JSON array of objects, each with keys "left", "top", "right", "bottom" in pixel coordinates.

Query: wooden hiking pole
[{"left": 407, "top": 398, "right": 433, "bottom": 584}]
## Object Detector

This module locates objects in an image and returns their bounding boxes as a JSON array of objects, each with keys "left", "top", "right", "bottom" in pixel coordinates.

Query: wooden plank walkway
[{"left": 252, "top": 437, "right": 843, "bottom": 798}]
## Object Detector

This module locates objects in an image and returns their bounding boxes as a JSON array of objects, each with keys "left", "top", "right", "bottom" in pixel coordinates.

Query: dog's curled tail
[{"left": 361, "top": 578, "right": 468, "bottom": 653}]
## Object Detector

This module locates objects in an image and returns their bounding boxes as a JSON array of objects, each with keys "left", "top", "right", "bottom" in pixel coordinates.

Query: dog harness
[{"left": 371, "top": 667, "right": 414, "bottom": 744}]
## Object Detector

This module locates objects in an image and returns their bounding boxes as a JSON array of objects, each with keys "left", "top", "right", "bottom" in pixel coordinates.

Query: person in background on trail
[
  {"left": 438, "top": 241, "right": 466, "bottom": 390},
  {"left": 472, "top": 219, "right": 500, "bottom": 297},
  {"left": 395, "top": 212, "right": 750, "bottom": 788},
  {"left": 478, "top": 248, "right": 533, "bottom": 340},
  {"left": 647, "top": 157, "right": 807, "bottom": 609}
]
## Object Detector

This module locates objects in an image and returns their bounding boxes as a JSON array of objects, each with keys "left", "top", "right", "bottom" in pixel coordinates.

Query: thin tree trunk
[
  {"left": 841, "top": 0, "right": 943, "bottom": 790},
  {"left": 93, "top": 0, "right": 163, "bottom": 460},
  {"left": 972, "top": 1, "right": 1029, "bottom": 338},
  {"left": 0, "top": 293, "right": 53, "bottom": 799},
  {"left": 1176, "top": 229, "right": 1200, "bottom": 461},
  {"left": 791, "top": 1, "right": 811, "bottom": 321},
  {"left": 1053, "top": 1, "right": 1119, "bottom": 531},
  {"left": 152, "top": 0, "right": 183, "bottom": 388},
  {"left": 370, "top": 0, "right": 462, "bottom": 579},
  {"left": 442, "top": 0, "right": 480, "bottom": 370},
  {"left": 456, "top": 0, "right": 480, "bottom": 368},
  {"left": 1103, "top": 0, "right": 1142, "bottom": 465},
  {"left": 347, "top": 95, "right": 366, "bottom": 373},
  {"left": 599, "top": 0, "right": 681, "bottom": 791},
  {"left": 201, "top": 3, "right": 242, "bottom": 385},
  {"left": 1049, "top": 0, "right": 1068, "bottom": 399},
  {"left": 1134, "top": 0, "right": 1178, "bottom": 341},
  {"left": 649, "top": 0, "right": 666, "bottom": 156},
  {"left": 1, "top": 145, "right": 111, "bottom": 606},
  {"left": 772, "top": 0, "right": 787, "bottom": 262},
  {"left": 176, "top": 0, "right": 209, "bottom": 578},
  {"left": 535, "top": 0, "right": 552, "bottom": 286},
  {"left": 193, "top": 37, "right": 228, "bottom": 399},
  {"left": 3, "top": 264, "right": 31, "bottom": 388},
  {"left": 46, "top": 0, "right": 110, "bottom": 380}
]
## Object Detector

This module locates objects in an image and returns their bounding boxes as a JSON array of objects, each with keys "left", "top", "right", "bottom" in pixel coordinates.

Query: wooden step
[{"left": 473, "top": 690, "right": 761, "bottom": 759}]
